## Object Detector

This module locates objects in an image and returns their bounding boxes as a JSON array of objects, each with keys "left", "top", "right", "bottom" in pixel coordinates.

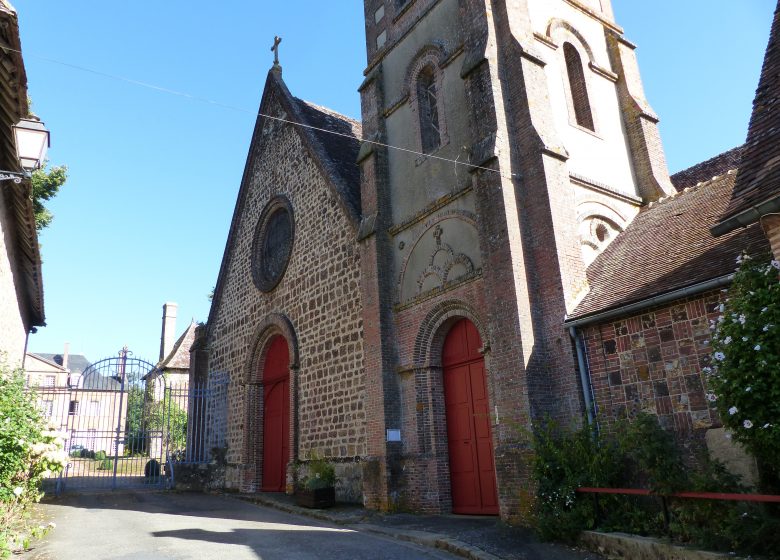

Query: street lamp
[{"left": 0, "top": 118, "right": 50, "bottom": 183}]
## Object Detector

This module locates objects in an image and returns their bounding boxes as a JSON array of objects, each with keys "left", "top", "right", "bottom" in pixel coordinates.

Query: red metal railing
[
  {"left": 576, "top": 487, "right": 780, "bottom": 532},
  {"left": 577, "top": 487, "right": 780, "bottom": 503}
]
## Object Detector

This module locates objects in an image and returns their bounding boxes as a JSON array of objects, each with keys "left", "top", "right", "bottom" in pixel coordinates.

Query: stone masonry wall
[
  {"left": 0, "top": 189, "right": 28, "bottom": 368},
  {"left": 580, "top": 289, "right": 724, "bottom": 459},
  {"left": 208, "top": 92, "right": 366, "bottom": 500}
]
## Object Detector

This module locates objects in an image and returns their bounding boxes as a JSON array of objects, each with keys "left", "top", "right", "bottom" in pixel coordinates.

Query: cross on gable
[{"left": 271, "top": 36, "right": 282, "bottom": 66}]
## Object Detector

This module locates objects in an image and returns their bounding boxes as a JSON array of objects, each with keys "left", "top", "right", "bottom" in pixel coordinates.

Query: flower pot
[{"left": 295, "top": 486, "right": 335, "bottom": 508}]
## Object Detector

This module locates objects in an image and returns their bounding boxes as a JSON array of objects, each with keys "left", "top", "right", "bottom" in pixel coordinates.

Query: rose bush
[
  {"left": 709, "top": 254, "right": 780, "bottom": 482},
  {"left": 0, "top": 360, "right": 65, "bottom": 557}
]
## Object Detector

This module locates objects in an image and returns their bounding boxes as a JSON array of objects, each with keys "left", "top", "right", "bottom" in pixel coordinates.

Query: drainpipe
[
  {"left": 570, "top": 326, "right": 594, "bottom": 427},
  {"left": 565, "top": 274, "right": 735, "bottom": 428}
]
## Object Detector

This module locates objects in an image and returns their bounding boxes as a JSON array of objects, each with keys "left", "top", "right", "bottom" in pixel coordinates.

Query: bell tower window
[
  {"left": 563, "top": 42, "right": 595, "bottom": 131},
  {"left": 417, "top": 65, "right": 441, "bottom": 153}
]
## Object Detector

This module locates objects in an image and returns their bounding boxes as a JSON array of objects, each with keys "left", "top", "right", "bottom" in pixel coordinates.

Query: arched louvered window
[
  {"left": 563, "top": 42, "right": 595, "bottom": 131},
  {"left": 417, "top": 65, "right": 441, "bottom": 153}
]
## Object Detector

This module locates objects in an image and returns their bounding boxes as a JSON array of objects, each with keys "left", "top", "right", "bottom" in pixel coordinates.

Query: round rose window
[{"left": 252, "top": 197, "right": 294, "bottom": 292}]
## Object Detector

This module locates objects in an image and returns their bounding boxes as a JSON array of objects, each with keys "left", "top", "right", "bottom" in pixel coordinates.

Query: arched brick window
[
  {"left": 417, "top": 65, "right": 442, "bottom": 153},
  {"left": 563, "top": 42, "right": 594, "bottom": 131}
]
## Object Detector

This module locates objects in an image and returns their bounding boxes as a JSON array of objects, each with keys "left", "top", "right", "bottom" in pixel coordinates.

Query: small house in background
[
  {"left": 27, "top": 343, "right": 91, "bottom": 387},
  {"left": 25, "top": 344, "right": 129, "bottom": 455},
  {"left": 143, "top": 302, "right": 197, "bottom": 458},
  {"left": 154, "top": 302, "right": 197, "bottom": 388},
  {"left": 25, "top": 350, "right": 69, "bottom": 390},
  {"left": 0, "top": 0, "right": 45, "bottom": 368},
  {"left": 145, "top": 302, "right": 196, "bottom": 391}
]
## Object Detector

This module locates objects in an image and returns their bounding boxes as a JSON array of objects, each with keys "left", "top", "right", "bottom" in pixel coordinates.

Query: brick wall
[
  {"left": 207, "top": 92, "right": 366, "bottom": 500},
  {"left": 579, "top": 290, "right": 723, "bottom": 457},
  {"left": 761, "top": 214, "right": 780, "bottom": 261}
]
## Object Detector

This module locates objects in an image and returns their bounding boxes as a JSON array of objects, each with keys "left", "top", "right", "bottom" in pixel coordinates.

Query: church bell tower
[{"left": 357, "top": 0, "right": 674, "bottom": 518}]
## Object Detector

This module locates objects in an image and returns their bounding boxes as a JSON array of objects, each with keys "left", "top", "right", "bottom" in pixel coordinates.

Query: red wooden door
[
  {"left": 261, "top": 335, "right": 290, "bottom": 492},
  {"left": 443, "top": 319, "right": 498, "bottom": 515}
]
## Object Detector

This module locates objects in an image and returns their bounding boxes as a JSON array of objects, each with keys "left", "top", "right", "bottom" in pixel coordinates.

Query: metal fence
[
  {"left": 177, "top": 371, "right": 229, "bottom": 465},
  {"left": 31, "top": 352, "right": 228, "bottom": 494}
]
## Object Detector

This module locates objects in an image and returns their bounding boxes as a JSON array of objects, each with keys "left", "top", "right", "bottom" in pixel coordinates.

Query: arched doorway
[
  {"left": 261, "top": 335, "right": 290, "bottom": 492},
  {"left": 442, "top": 319, "right": 498, "bottom": 515}
]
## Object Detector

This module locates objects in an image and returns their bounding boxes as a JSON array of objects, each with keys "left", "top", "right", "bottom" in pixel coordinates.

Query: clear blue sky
[{"left": 16, "top": 0, "right": 775, "bottom": 364}]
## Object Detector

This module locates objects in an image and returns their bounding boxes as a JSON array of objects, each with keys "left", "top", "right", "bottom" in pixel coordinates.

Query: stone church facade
[
  {"left": 204, "top": 71, "right": 367, "bottom": 499},
  {"left": 200, "top": 0, "right": 774, "bottom": 519}
]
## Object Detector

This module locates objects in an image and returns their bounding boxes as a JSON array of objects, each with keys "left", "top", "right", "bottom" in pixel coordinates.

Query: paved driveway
[{"left": 25, "top": 492, "right": 459, "bottom": 560}]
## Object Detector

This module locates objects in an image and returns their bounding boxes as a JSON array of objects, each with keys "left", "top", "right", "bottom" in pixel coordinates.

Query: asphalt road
[{"left": 25, "top": 492, "right": 461, "bottom": 560}]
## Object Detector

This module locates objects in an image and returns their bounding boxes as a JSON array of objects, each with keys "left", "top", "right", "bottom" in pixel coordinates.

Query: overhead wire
[{"left": 12, "top": 47, "right": 512, "bottom": 179}]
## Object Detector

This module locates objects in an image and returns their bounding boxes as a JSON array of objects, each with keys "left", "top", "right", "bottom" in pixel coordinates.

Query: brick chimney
[
  {"left": 159, "top": 302, "right": 178, "bottom": 361},
  {"left": 62, "top": 342, "right": 69, "bottom": 370}
]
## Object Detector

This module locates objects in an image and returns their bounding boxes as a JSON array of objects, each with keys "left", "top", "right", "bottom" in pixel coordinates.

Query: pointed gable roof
[
  {"left": 206, "top": 69, "right": 362, "bottom": 330},
  {"left": 292, "top": 97, "right": 362, "bottom": 219},
  {"left": 158, "top": 320, "right": 197, "bottom": 370},
  {"left": 713, "top": 1, "right": 780, "bottom": 235},
  {"left": 26, "top": 352, "right": 68, "bottom": 372},
  {"left": 34, "top": 353, "right": 91, "bottom": 375}
]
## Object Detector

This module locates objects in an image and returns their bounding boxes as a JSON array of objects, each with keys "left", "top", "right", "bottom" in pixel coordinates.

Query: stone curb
[
  {"left": 579, "top": 531, "right": 745, "bottom": 560},
  {"left": 355, "top": 525, "right": 502, "bottom": 560},
  {"left": 231, "top": 494, "right": 501, "bottom": 560}
]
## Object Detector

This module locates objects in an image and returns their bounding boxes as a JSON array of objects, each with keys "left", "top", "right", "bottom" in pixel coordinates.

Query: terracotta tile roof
[
  {"left": 569, "top": 171, "right": 770, "bottom": 320},
  {"left": 158, "top": 320, "right": 197, "bottom": 370},
  {"left": 670, "top": 146, "right": 744, "bottom": 192},
  {"left": 292, "top": 97, "right": 362, "bottom": 220},
  {"left": 715, "top": 2, "right": 780, "bottom": 232}
]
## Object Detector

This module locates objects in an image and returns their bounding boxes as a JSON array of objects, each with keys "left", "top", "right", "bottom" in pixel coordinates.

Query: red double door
[
  {"left": 261, "top": 336, "right": 290, "bottom": 492},
  {"left": 443, "top": 319, "right": 499, "bottom": 515}
]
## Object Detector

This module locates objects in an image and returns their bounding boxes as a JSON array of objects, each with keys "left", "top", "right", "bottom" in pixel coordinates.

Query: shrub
[
  {"left": 531, "top": 419, "right": 621, "bottom": 541},
  {"left": 709, "top": 253, "right": 780, "bottom": 485},
  {"left": 0, "top": 361, "right": 66, "bottom": 557},
  {"left": 530, "top": 413, "right": 780, "bottom": 556},
  {"left": 297, "top": 454, "right": 335, "bottom": 491}
]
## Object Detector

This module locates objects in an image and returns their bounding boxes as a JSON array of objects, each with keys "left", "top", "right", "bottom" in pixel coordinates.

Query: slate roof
[
  {"left": 569, "top": 169, "right": 770, "bottom": 321},
  {"left": 35, "top": 353, "right": 91, "bottom": 375},
  {"left": 714, "top": 2, "right": 780, "bottom": 234},
  {"left": 80, "top": 373, "right": 121, "bottom": 391},
  {"left": 670, "top": 146, "right": 744, "bottom": 192},
  {"left": 158, "top": 320, "right": 197, "bottom": 371},
  {"left": 293, "top": 97, "right": 362, "bottom": 216}
]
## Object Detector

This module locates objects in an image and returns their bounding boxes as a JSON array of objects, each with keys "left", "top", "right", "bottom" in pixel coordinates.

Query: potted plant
[{"left": 294, "top": 455, "right": 336, "bottom": 509}]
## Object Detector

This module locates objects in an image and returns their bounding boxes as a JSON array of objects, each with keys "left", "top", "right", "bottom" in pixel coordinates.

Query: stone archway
[
  {"left": 442, "top": 318, "right": 498, "bottom": 514},
  {"left": 242, "top": 314, "right": 299, "bottom": 494},
  {"left": 410, "top": 300, "right": 493, "bottom": 513},
  {"left": 260, "top": 335, "right": 290, "bottom": 492}
]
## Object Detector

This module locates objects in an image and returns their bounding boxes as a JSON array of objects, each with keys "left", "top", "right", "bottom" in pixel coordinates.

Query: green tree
[
  {"left": 149, "top": 400, "right": 187, "bottom": 453},
  {"left": 30, "top": 163, "right": 67, "bottom": 231},
  {"left": 123, "top": 387, "right": 188, "bottom": 455},
  {"left": 124, "top": 387, "right": 146, "bottom": 454}
]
